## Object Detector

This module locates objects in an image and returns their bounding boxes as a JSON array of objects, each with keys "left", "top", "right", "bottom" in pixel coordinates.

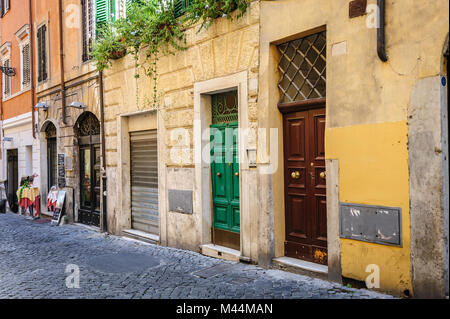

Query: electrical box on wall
[{"left": 340, "top": 203, "right": 402, "bottom": 246}]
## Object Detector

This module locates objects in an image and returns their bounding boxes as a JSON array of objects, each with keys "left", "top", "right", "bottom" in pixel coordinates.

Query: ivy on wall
[{"left": 91, "top": 0, "right": 249, "bottom": 109}]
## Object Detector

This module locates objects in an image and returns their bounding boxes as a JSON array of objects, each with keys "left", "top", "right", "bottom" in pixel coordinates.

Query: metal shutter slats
[{"left": 130, "top": 130, "right": 159, "bottom": 236}]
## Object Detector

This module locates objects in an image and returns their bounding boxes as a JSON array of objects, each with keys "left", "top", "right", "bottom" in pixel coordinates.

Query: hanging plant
[
  {"left": 91, "top": 0, "right": 250, "bottom": 108},
  {"left": 183, "top": 0, "right": 248, "bottom": 32}
]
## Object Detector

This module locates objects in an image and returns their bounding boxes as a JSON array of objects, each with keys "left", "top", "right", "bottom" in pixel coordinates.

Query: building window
[
  {"left": 82, "top": 0, "right": 95, "bottom": 62},
  {"left": 37, "top": 24, "right": 48, "bottom": 83},
  {"left": 0, "top": 0, "right": 10, "bottom": 17},
  {"left": 174, "top": 0, "right": 191, "bottom": 18},
  {"left": 21, "top": 43, "right": 31, "bottom": 89},
  {"left": 277, "top": 31, "right": 327, "bottom": 103},
  {"left": 2, "top": 59, "right": 11, "bottom": 97}
]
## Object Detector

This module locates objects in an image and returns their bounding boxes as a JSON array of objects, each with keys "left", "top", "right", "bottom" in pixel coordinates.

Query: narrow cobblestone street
[{"left": 0, "top": 213, "right": 394, "bottom": 299}]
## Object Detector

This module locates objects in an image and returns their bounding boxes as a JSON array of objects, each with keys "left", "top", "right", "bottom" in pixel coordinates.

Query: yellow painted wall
[
  {"left": 327, "top": 121, "right": 411, "bottom": 293},
  {"left": 259, "top": 0, "right": 449, "bottom": 294}
]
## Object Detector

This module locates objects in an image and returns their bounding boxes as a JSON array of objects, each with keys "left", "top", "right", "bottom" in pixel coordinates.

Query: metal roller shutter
[{"left": 130, "top": 130, "right": 159, "bottom": 235}]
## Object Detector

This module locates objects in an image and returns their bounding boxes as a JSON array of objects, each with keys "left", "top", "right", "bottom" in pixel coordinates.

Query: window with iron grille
[
  {"left": 82, "top": 0, "right": 95, "bottom": 61},
  {"left": 37, "top": 24, "right": 48, "bottom": 83},
  {"left": 277, "top": 31, "right": 326, "bottom": 104},
  {"left": 22, "top": 43, "right": 31, "bottom": 88},
  {"left": 3, "top": 59, "right": 11, "bottom": 96}
]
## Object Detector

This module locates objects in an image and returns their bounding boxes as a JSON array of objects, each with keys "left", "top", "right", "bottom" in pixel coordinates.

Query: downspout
[
  {"left": 58, "top": 0, "right": 66, "bottom": 124},
  {"left": 99, "top": 70, "right": 107, "bottom": 233},
  {"left": 377, "top": 0, "right": 388, "bottom": 62},
  {"left": 29, "top": 0, "right": 36, "bottom": 138}
]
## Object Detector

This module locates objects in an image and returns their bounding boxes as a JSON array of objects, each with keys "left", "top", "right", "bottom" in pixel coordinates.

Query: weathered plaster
[{"left": 409, "top": 76, "right": 447, "bottom": 298}]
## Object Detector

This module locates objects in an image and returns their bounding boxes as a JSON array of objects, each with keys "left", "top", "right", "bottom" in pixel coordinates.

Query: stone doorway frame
[{"left": 193, "top": 71, "right": 251, "bottom": 260}]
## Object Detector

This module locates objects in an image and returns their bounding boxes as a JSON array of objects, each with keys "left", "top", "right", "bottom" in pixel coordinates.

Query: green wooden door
[{"left": 211, "top": 122, "right": 240, "bottom": 234}]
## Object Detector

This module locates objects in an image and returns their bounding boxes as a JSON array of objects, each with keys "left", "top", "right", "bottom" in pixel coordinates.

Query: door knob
[
  {"left": 217, "top": 172, "right": 222, "bottom": 177},
  {"left": 235, "top": 172, "right": 239, "bottom": 177},
  {"left": 320, "top": 171, "right": 326, "bottom": 179},
  {"left": 291, "top": 171, "right": 300, "bottom": 179}
]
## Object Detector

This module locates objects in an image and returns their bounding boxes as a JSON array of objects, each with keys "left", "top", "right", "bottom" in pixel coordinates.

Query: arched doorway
[
  {"left": 45, "top": 122, "right": 58, "bottom": 191},
  {"left": 75, "top": 112, "right": 101, "bottom": 227}
]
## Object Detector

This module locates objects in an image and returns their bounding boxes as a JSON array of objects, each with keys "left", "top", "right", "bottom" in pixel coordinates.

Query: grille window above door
[
  {"left": 211, "top": 90, "right": 238, "bottom": 125},
  {"left": 277, "top": 31, "right": 326, "bottom": 103}
]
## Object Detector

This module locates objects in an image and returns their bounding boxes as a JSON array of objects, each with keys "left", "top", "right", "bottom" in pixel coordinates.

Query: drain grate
[{"left": 193, "top": 263, "right": 234, "bottom": 279}]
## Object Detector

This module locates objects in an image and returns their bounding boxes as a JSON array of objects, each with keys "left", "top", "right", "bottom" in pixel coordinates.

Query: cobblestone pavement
[{"left": 0, "top": 212, "right": 394, "bottom": 299}]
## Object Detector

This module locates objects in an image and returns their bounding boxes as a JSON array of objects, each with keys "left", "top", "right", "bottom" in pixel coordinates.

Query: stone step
[{"left": 122, "top": 229, "right": 159, "bottom": 245}]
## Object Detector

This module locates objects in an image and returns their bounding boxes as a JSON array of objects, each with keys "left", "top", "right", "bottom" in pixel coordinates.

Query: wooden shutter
[
  {"left": 22, "top": 43, "right": 31, "bottom": 87},
  {"left": 37, "top": 25, "right": 47, "bottom": 82},
  {"left": 3, "top": 59, "right": 10, "bottom": 95},
  {"left": 82, "top": 0, "right": 94, "bottom": 61}
]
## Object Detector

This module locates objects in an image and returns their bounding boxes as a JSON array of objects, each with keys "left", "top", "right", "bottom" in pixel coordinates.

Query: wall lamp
[
  {"left": 69, "top": 101, "right": 87, "bottom": 109},
  {"left": 35, "top": 102, "right": 49, "bottom": 110}
]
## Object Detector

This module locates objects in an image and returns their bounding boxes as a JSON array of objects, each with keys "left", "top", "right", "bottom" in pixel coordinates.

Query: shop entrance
[
  {"left": 6, "top": 149, "right": 18, "bottom": 213},
  {"left": 76, "top": 112, "right": 101, "bottom": 227}
]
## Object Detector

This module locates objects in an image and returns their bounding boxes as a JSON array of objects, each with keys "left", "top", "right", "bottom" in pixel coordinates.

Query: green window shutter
[
  {"left": 110, "top": 0, "right": 116, "bottom": 22},
  {"left": 96, "top": 0, "right": 109, "bottom": 31},
  {"left": 174, "top": 0, "right": 191, "bottom": 18}
]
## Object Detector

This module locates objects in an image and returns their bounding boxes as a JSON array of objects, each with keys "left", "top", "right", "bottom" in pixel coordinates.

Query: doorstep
[
  {"left": 273, "top": 257, "right": 328, "bottom": 280},
  {"left": 40, "top": 211, "right": 53, "bottom": 218},
  {"left": 122, "top": 229, "right": 159, "bottom": 245},
  {"left": 74, "top": 223, "right": 100, "bottom": 233},
  {"left": 200, "top": 244, "right": 241, "bottom": 262}
]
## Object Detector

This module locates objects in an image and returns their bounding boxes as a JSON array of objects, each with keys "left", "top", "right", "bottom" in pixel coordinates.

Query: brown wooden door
[{"left": 283, "top": 107, "right": 327, "bottom": 265}]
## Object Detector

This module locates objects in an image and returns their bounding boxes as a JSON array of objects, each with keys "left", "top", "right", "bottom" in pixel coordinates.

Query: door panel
[
  {"left": 211, "top": 123, "right": 240, "bottom": 237},
  {"left": 79, "top": 145, "right": 101, "bottom": 227},
  {"left": 283, "top": 107, "right": 327, "bottom": 265}
]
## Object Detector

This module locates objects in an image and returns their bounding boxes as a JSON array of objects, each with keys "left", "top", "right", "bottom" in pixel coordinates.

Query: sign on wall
[{"left": 58, "top": 154, "right": 66, "bottom": 188}]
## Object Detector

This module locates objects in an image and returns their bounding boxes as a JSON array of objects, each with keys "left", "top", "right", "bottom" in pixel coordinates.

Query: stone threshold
[
  {"left": 273, "top": 257, "right": 328, "bottom": 280},
  {"left": 200, "top": 244, "right": 241, "bottom": 262},
  {"left": 74, "top": 223, "right": 100, "bottom": 233},
  {"left": 122, "top": 229, "right": 159, "bottom": 245}
]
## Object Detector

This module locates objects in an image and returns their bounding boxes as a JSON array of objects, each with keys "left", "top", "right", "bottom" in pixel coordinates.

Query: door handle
[
  {"left": 320, "top": 171, "right": 326, "bottom": 179},
  {"left": 217, "top": 172, "right": 222, "bottom": 177},
  {"left": 291, "top": 171, "right": 300, "bottom": 179},
  {"left": 235, "top": 172, "right": 239, "bottom": 177}
]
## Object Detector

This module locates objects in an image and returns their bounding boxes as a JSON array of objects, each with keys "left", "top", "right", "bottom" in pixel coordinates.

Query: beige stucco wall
[
  {"left": 103, "top": 1, "right": 260, "bottom": 254},
  {"left": 259, "top": 0, "right": 448, "bottom": 296}
]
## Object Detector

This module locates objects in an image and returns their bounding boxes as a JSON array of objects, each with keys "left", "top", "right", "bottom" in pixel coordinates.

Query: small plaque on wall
[
  {"left": 168, "top": 189, "right": 193, "bottom": 214},
  {"left": 349, "top": 0, "right": 367, "bottom": 18},
  {"left": 340, "top": 203, "right": 402, "bottom": 246}
]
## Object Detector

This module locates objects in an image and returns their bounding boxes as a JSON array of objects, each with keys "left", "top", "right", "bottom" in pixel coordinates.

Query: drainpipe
[
  {"left": 99, "top": 70, "right": 107, "bottom": 233},
  {"left": 29, "top": 0, "right": 36, "bottom": 138},
  {"left": 58, "top": 0, "right": 66, "bottom": 124},
  {"left": 377, "top": 0, "right": 388, "bottom": 62}
]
